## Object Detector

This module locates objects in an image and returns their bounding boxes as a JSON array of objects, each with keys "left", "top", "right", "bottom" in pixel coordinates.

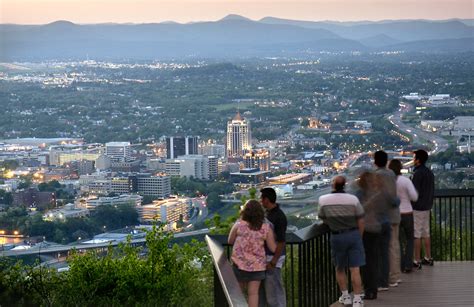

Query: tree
[
  {"left": 206, "top": 192, "right": 221, "bottom": 211},
  {"left": 0, "top": 190, "right": 13, "bottom": 206},
  {"left": 0, "top": 225, "right": 213, "bottom": 306}
]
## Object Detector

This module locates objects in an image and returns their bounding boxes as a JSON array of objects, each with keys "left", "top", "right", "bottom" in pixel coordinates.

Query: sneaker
[
  {"left": 413, "top": 261, "right": 422, "bottom": 270},
  {"left": 389, "top": 282, "right": 398, "bottom": 287},
  {"left": 421, "top": 257, "right": 434, "bottom": 266},
  {"left": 353, "top": 299, "right": 364, "bottom": 307},
  {"left": 338, "top": 294, "right": 352, "bottom": 305},
  {"left": 378, "top": 287, "right": 389, "bottom": 291},
  {"left": 396, "top": 279, "right": 402, "bottom": 283}
]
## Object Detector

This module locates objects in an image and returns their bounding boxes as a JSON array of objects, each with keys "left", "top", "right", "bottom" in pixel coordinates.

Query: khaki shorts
[{"left": 413, "top": 210, "right": 430, "bottom": 238}]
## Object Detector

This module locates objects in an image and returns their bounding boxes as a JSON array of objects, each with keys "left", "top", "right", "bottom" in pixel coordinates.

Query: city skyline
[{"left": 1, "top": 0, "right": 472, "bottom": 24}]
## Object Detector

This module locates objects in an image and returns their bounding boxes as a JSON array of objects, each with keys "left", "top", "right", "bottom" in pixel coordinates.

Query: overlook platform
[
  {"left": 330, "top": 261, "right": 474, "bottom": 307},
  {"left": 364, "top": 261, "right": 474, "bottom": 307},
  {"left": 208, "top": 189, "right": 474, "bottom": 307}
]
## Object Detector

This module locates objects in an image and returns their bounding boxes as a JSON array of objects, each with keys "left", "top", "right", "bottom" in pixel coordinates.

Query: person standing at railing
[
  {"left": 374, "top": 150, "right": 400, "bottom": 292},
  {"left": 411, "top": 149, "right": 435, "bottom": 268},
  {"left": 319, "top": 176, "right": 365, "bottom": 307},
  {"left": 354, "top": 170, "right": 392, "bottom": 300},
  {"left": 388, "top": 159, "right": 418, "bottom": 277},
  {"left": 259, "top": 187, "right": 288, "bottom": 307},
  {"left": 228, "top": 200, "right": 277, "bottom": 307}
]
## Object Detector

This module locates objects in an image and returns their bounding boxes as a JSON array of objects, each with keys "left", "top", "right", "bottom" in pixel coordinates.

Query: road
[
  {"left": 388, "top": 103, "right": 449, "bottom": 155},
  {"left": 1, "top": 228, "right": 211, "bottom": 257}
]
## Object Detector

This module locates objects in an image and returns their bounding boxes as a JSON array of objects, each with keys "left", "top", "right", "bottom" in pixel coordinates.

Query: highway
[
  {"left": 388, "top": 103, "right": 450, "bottom": 155},
  {"left": 1, "top": 228, "right": 211, "bottom": 257}
]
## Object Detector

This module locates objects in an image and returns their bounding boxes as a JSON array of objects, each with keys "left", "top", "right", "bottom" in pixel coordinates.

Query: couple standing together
[{"left": 228, "top": 187, "right": 288, "bottom": 307}]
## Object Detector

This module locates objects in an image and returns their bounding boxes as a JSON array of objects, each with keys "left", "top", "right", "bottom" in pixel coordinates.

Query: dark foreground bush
[{"left": 0, "top": 226, "right": 213, "bottom": 306}]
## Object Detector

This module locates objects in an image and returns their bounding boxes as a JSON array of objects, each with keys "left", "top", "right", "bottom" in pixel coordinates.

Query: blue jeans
[
  {"left": 259, "top": 267, "right": 286, "bottom": 307},
  {"left": 378, "top": 222, "right": 391, "bottom": 288}
]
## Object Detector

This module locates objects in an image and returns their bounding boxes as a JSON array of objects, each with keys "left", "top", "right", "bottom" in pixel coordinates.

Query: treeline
[
  {"left": 0, "top": 227, "right": 213, "bottom": 306},
  {"left": 431, "top": 146, "right": 474, "bottom": 168},
  {"left": 0, "top": 205, "right": 139, "bottom": 243},
  {"left": 171, "top": 176, "right": 234, "bottom": 211}
]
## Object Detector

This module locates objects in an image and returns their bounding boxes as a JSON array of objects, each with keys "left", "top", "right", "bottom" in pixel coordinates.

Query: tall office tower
[
  {"left": 166, "top": 136, "right": 198, "bottom": 159},
  {"left": 105, "top": 142, "right": 132, "bottom": 162},
  {"left": 207, "top": 156, "right": 218, "bottom": 179},
  {"left": 226, "top": 112, "right": 252, "bottom": 158}
]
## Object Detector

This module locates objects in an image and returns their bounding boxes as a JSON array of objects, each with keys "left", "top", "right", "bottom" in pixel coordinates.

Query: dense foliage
[
  {"left": 0, "top": 204, "right": 139, "bottom": 243},
  {"left": 0, "top": 226, "right": 213, "bottom": 306},
  {"left": 171, "top": 176, "right": 234, "bottom": 211}
]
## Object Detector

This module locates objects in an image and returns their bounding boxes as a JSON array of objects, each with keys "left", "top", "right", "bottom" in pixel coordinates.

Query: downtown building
[
  {"left": 166, "top": 136, "right": 198, "bottom": 159},
  {"left": 105, "top": 142, "right": 132, "bottom": 162},
  {"left": 244, "top": 149, "right": 271, "bottom": 171},
  {"left": 226, "top": 112, "right": 252, "bottom": 158},
  {"left": 138, "top": 198, "right": 191, "bottom": 225},
  {"left": 165, "top": 155, "right": 217, "bottom": 180},
  {"left": 86, "top": 173, "right": 171, "bottom": 198}
]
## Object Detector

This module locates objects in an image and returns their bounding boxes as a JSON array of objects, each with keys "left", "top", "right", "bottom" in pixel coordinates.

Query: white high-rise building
[
  {"left": 165, "top": 155, "right": 211, "bottom": 180},
  {"left": 105, "top": 142, "right": 132, "bottom": 162},
  {"left": 226, "top": 112, "right": 251, "bottom": 158}
]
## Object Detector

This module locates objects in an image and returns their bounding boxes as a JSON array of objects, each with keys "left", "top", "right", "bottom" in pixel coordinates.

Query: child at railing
[{"left": 228, "top": 200, "right": 277, "bottom": 307}]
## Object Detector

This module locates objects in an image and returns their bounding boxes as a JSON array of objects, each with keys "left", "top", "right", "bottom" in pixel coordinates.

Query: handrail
[
  {"left": 434, "top": 189, "right": 474, "bottom": 197},
  {"left": 205, "top": 235, "right": 247, "bottom": 307},
  {"left": 207, "top": 189, "right": 474, "bottom": 307}
]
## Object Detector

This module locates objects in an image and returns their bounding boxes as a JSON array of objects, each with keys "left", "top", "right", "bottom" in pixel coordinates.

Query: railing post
[{"left": 214, "top": 267, "right": 229, "bottom": 307}]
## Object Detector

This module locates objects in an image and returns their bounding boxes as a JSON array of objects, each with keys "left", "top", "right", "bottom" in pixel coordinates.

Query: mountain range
[{"left": 1, "top": 15, "right": 473, "bottom": 60}]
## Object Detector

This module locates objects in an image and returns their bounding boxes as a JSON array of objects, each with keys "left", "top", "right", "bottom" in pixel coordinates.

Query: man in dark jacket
[
  {"left": 260, "top": 187, "right": 287, "bottom": 307},
  {"left": 411, "top": 149, "right": 435, "bottom": 268}
]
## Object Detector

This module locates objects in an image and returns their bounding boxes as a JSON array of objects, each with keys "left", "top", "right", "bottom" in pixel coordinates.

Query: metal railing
[
  {"left": 206, "top": 189, "right": 474, "bottom": 307},
  {"left": 431, "top": 189, "right": 474, "bottom": 261},
  {"left": 206, "top": 222, "right": 338, "bottom": 307}
]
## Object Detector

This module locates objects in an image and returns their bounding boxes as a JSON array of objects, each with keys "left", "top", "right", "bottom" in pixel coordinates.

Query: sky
[{"left": 1, "top": 0, "right": 472, "bottom": 24}]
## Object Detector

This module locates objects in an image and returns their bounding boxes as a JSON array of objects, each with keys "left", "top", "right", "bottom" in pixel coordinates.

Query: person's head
[
  {"left": 240, "top": 199, "right": 265, "bottom": 231},
  {"left": 332, "top": 176, "right": 346, "bottom": 192},
  {"left": 388, "top": 159, "right": 403, "bottom": 176},
  {"left": 374, "top": 150, "right": 388, "bottom": 168},
  {"left": 413, "top": 149, "right": 429, "bottom": 166},
  {"left": 260, "top": 187, "right": 277, "bottom": 209}
]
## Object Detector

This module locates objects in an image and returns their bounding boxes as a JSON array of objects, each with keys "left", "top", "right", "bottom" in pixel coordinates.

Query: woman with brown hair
[
  {"left": 388, "top": 159, "right": 418, "bottom": 274},
  {"left": 228, "top": 199, "right": 277, "bottom": 307}
]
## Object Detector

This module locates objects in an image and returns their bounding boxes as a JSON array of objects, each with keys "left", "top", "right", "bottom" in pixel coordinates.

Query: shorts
[
  {"left": 232, "top": 265, "right": 266, "bottom": 282},
  {"left": 330, "top": 229, "right": 365, "bottom": 269},
  {"left": 413, "top": 210, "right": 430, "bottom": 238}
]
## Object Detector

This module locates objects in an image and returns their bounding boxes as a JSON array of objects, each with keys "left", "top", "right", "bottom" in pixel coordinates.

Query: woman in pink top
[
  {"left": 228, "top": 200, "right": 277, "bottom": 307},
  {"left": 389, "top": 159, "right": 419, "bottom": 273}
]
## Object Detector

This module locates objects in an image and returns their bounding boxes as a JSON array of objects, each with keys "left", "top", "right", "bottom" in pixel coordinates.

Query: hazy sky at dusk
[{"left": 1, "top": 0, "right": 472, "bottom": 24}]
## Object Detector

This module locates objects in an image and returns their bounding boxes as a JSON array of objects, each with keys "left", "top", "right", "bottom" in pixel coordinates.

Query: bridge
[
  {"left": 1, "top": 228, "right": 210, "bottom": 258},
  {"left": 207, "top": 189, "right": 474, "bottom": 307}
]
